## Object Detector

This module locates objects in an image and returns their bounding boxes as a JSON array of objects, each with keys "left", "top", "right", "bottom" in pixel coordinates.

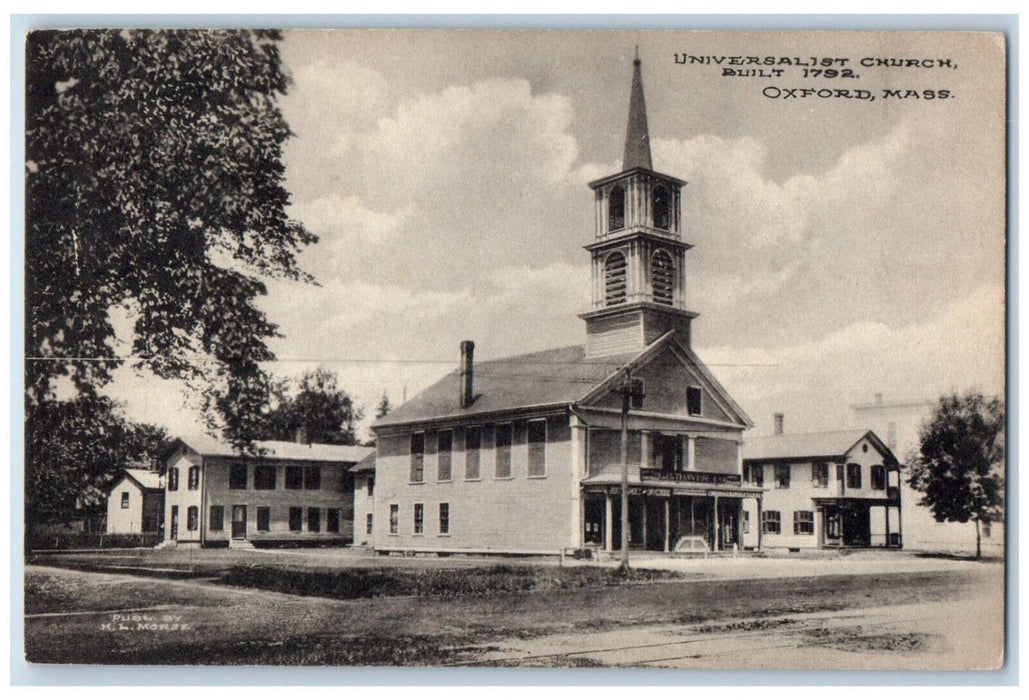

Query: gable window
[
  {"left": 793, "top": 510, "right": 814, "bottom": 535},
  {"left": 120, "top": 492, "right": 130, "bottom": 509},
  {"left": 774, "top": 464, "right": 791, "bottom": 489},
  {"left": 761, "top": 510, "right": 781, "bottom": 534},
  {"left": 494, "top": 424, "right": 512, "bottom": 478},
  {"left": 410, "top": 432, "right": 425, "bottom": 483},
  {"left": 187, "top": 506, "right": 198, "bottom": 531},
  {"left": 229, "top": 464, "right": 247, "bottom": 490},
  {"left": 465, "top": 426, "right": 481, "bottom": 479},
  {"left": 604, "top": 252, "right": 627, "bottom": 306},
  {"left": 289, "top": 507, "right": 302, "bottom": 532},
  {"left": 188, "top": 466, "right": 200, "bottom": 490},
  {"left": 608, "top": 185, "right": 625, "bottom": 231},
  {"left": 256, "top": 507, "right": 270, "bottom": 532},
  {"left": 527, "top": 419, "right": 547, "bottom": 477},
  {"left": 744, "top": 464, "right": 764, "bottom": 486},
  {"left": 168, "top": 468, "right": 179, "bottom": 491},
  {"left": 304, "top": 466, "right": 321, "bottom": 490},
  {"left": 846, "top": 463, "right": 862, "bottom": 489},
  {"left": 871, "top": 464, "right": 886, "bottom": 490},
  {"left": 209, "top": 505, "right": 224, "bottom": 531},
  {"left": 439, "top": 503, "right": 450, "bottom": 535},
  {"left": 687, "top": 386, "right": 703, "bottom": 416},
  {"left": 652, "top": 184, "right": 670, "bottom": 230},
  {"left": 307, "top": 508, "right": 320, "bottom": 533},
  {"left": 437, "top": 430, "right": 453, "bottom": 481},
  {"left": 651, "top": 250, "right": 674, "bottom": 306},
  {"left": 367, "top": 479, "right": 374, "bottom": 497},
  {"left": 285, "top": 466, "right": 303, "bottom": 490},
  {"left": 327, "top": 508, "right": 340, "bottom": 533},
  {"left": 254, "top": 465, "right": 276, "bottom": 490},
  {"left": 413, "top": 503, "right": 424, "bottom": 535},
  {"left": 812, "top": 462, "right": 829, "bottom": 488}
]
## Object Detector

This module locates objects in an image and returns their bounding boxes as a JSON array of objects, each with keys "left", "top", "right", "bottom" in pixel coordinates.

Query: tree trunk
[{"left": 975, "top": 518, "right": 982, "bottom": 560}]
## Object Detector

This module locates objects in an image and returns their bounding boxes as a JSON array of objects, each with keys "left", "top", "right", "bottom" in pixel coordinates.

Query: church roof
[
  {"left": 742, "top": 429, "right": 892, "bottom": 462},
  {"left": 623, "top": 50, "right": 652, "bottom": 171}
]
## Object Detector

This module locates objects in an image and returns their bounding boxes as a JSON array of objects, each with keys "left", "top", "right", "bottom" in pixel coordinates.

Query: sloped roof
[
  {"left": 373, "top": 344, "right": 637, "bottom": 428},
  {"left": 742, "top": 429, "right": 875, "bottom": 462},
  {"left": 351, "top": 451, "right": 376, "bottom": 474},
  {"left": 167, "top": 435, "right": 373, "bottom": 464},
  {"left": 123, "top": 468, "right": 163, "bottom": 491}
]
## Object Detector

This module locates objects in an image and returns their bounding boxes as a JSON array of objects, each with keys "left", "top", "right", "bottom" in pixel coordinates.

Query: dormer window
[
  {"left": 608, "top": 185, "right": 625, "bottom": 231},
  {"left": 651, "top": 250, "right": 674, "bottom": 306},
  {"left": 604, "top": 252, "right": 627, "bottom": 306},
  {"left": 652, "top": 184, "right": 669, "bottom": 230}
]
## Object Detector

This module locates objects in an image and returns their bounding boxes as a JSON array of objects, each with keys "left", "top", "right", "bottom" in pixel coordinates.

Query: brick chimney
[
  {"left": 459, "top": 340, "right": 475, "bottom": 408},
  {"left": 773, "top": 413, "right": 784, "bottom": 435}
]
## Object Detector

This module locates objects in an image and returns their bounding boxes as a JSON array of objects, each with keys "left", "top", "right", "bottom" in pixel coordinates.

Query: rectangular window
[
  {"left": 367, "top": 479, "right": 374, "bottom": 496},
  {"left": 871, "top": 464, "right": 886, "bottom": 490},
  {"left": 307, "top": 508, "right": 320, "bottom": 532},
  {"left": 437, "top": 430, "right": 453, "bottom": 481},
  {"left": 439, "top": 503, "right": 450, "bottom": 535},
  {"left": 742, "top": 510, "right": 750, "bottom": 534},
  {"left": 465, "top": 426, "right": 481, "bottom": 479},
  {"left": 687, "top": 386, "right": 703, "bottom": 416},
  {"left": 847, "top": 463, "right": 862, "bottom": 489},
  {"left": 327, "top": 508, "right": 340, "bottom": 533},
  {"left": 289, "top": 507, "right": 302, "bottom": 532},
  {"left": 410, "top": 432, "right": 425, "bottom": 482},
  {"left": 254, "top": 464, "right": 276, "bottom": 490},
  {"left": 527, "top": 419, "right": 546, "bottom": 477},
  {"left": 366, "top": 512, "right": 374, "bottom": 535},
  {"left": 285, "top": 466, "right": 303, "bottom": 490},
  {"left": 187, "top": 506, "right": 198, "bottom": 531},
  {"left": 168, "top": 468, "right": 179, "bottom": 491},
  {"left": 494, "top": 424, "right": 512, "bottom": 478},
  {"left": 229, "top": 464, "right": 248, "bottom": 490},
  {"left": 389, "top": 504, "right": 399, "bottom": 534},
  {"left": 120, "top": 492, "right": 130, "bottom": 509},
  {"left": 256, "top": 507, "right": 270, "bottom": 532},
  {"left": 304, "top": 466, "right": 321, "bottom": 490},
  {"left": 209, "top": 505, "right": 224, "bottom": 531},
  {"left": 413, "top": 503, "right": 424, "bottom": 534},
  {"left": 744, "top": 464, "right": 764, "bottom": 486},
  {"left": 775, "top": 464, "right": 791, "bottom": 489},
  {"left": 812, "top": 462, "right": 829, "bottom": 488},
  {"left": 188, "top": 466, "right": 200, "bottom": 490},
  {"left": 794, "top": 510, "right": 814, "bottom": 535},
  {"left": 761, "top": 510, "right": 781, "bottom": 534}
]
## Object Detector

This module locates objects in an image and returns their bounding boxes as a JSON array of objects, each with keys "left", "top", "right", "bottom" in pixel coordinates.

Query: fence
[{"left": 27, "top": 531, "right": 163, "bottom": 551}]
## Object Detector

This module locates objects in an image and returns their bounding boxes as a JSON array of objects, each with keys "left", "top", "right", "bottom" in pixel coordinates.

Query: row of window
[
  {"left": 760, "top": 510, "right": 815, "bottom": 535},
  {"left": 606, "top": 183, "right": 671, "bottom": 233},
  {"left": 203, "top": 505, "right": 345, "bottom": 533},
  {"left": 388, "top": 502, "right": 450, "bottom": 536},
  {"left": 410, "top": 421, "right": 547, "bottom": 483},
  {"left": 602, "top": 250, "right": 675, "bottom": 307},
  {"left": 167, "top": 464, "right": 325, "bottom": 491},
  {"left": 743, "top": 463, "right": 886, "bottom": 490}
]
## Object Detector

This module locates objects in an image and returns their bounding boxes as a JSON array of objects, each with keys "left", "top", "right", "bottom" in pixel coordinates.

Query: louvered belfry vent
[
  {"left": 651, "top": 250, "right": 674, "bottom": 305},
  {"left": 604, "top": 253, "right": 627, "bottom": 306}
]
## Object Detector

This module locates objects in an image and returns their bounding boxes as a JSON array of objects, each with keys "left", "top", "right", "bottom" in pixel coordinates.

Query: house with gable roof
[
  {"left": 106, "top": 468, "right": 165, "bottom": 535},
  {"left": 369, "top": 54, "right": 760, "bottom": 556}
]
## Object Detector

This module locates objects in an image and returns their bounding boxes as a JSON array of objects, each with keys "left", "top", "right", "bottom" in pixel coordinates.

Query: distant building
[
  {"left": 851, "top": 394, "right": 1004, "bottom": 555},
  {"left": 106, "top": 468, "right": 164, "bottom": 535},
  {"left": 351, "top": 451, "right": 376, "bottom": 548},
  {"left": 159, "top": 436, "right": 372, "bottom": 547},
  {"left": 741, "top": 418, "right": 902, "bottom": 550},
  {"left": 369, "top": 55, "right": 759, "bottom": 556}
]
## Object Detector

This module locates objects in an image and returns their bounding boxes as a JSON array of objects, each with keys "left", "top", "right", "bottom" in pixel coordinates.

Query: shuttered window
[
  {"left": 437, "top": 430, "right": 452, "bottom": 481},
  {"left": 465, "top": 427, "right": 481, "bottom": 479},
  {"left": 604, "top": 252, "right": 627, "bottom": 306},
  {"left": 527, "top": 419, "right": 546, "bottom": 477},
  {"left": 494, "top": 424, "right": 512, "bottom": 478},
  {"left": 651, "top": 250, "right": 674, "bottom": 306}
]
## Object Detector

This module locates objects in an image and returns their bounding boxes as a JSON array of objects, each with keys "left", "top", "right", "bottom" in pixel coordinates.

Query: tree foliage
[
  {"left": 25, "top": 29, "right": 314, "bottom": 446},
  {"left": 26, "top": 395, "right": 168, "bottom": 524},
  {"left": 907, "top": 392, "right": 1005, "bottom": 557},
  {"left": 375, "top": 392, "right": 392, "bottom": 419},
  {"left": 261, "top": 368, "right": 363, "bottom": 446}
]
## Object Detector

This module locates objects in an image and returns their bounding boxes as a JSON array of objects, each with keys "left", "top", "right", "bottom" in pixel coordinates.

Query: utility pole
[{"left": 619, "top": 368, "right": 644, "bottom": 571}]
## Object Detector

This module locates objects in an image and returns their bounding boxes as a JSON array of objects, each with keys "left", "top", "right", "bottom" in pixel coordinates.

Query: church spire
[{"left": 622, "top": 47, "right": 652, "bottom": 171}]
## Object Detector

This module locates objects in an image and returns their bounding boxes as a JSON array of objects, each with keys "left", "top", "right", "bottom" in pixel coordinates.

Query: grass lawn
[{"left": 24, "top": 559, "right": 997, "bottom": 666}]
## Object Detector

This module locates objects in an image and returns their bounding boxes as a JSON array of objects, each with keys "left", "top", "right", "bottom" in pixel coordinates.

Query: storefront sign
[{"left": 640, "top": 468, "right": 742, "bottom": 485}]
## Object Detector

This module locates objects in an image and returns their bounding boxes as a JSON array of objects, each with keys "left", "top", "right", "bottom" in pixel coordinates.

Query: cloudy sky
[{"left": 106, "top": 29, "right": 1007, "bottom": 439}]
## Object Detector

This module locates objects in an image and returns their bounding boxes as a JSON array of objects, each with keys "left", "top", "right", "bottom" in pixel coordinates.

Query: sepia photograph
[{"left": 20, "top": 25, "right": 1008, "bottom": 672}]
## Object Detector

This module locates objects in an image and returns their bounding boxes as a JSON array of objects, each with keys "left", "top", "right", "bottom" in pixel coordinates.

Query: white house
[{"left": 106, "top": 468, "right": 164, "bottom": 535}]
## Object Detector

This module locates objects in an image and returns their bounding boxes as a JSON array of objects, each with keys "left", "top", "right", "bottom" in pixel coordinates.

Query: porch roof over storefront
[{"left": 581, "top": 473, "right": 764, "bottom": 498}]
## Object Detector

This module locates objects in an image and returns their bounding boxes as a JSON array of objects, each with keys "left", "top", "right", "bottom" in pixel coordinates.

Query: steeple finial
[{"left": 623, "top": 48, "right": 652, "bottom": 171}]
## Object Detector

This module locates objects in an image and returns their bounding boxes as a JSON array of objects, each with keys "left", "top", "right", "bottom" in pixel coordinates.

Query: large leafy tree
[
  {"left": 262, "top": 368, "right": 363, "bottom": 446},
  {"left": 25, "top": 29, "right": 314, "bottom": 447},
  {"left": 907, "top": 392, "right": 1005, "bottom": 558}
]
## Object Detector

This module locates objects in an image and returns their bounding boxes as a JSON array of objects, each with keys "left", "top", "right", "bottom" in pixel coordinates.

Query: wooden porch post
[
  {"left": 604, "top": 493, "right": 613, "bottom": 552},
  {"left": 884, "top": 503, "right": 891, "bottom": 548},
  {"left": 757, "top": 497, "right": 763, "bottom": 551},
  {"left": 664, "top": 497, "right": 670, "bottom": 552},
  {"left": 712, "top": 495, "right": 719, "bottom": 552}
]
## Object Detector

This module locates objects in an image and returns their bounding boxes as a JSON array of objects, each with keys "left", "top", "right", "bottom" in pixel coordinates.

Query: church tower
[{"left": 580, "top": 51, "right": 697, "bottom": 358}]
